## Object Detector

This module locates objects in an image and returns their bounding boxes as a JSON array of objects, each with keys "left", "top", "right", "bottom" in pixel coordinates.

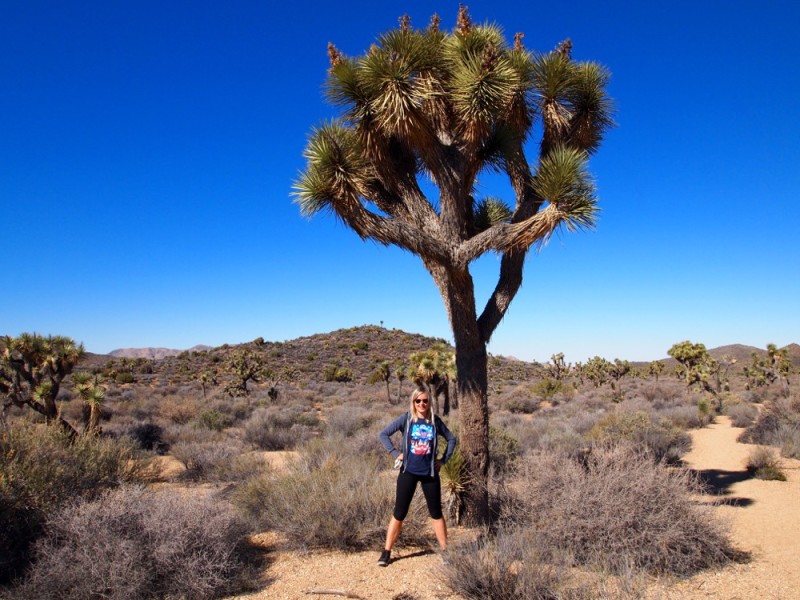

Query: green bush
[
  {"left": 532, "top": 378, "right": 566, "bottom": 400},
  {"left": 114, "top": 372, "right": 135, "bottom": 384},
  {"left": 195, "top": 409, "right": 234, "bottom": 432},
  {"left": 323, "top": 364, "right": 353, "bottom": 382}
]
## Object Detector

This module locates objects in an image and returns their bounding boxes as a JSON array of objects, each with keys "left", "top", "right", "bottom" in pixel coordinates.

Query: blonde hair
[{"left": 409, "top": 386, "right": 432, "bottom": 422}]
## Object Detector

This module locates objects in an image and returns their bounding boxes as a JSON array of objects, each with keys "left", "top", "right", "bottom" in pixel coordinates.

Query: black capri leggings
[{"left": 393, "top": 470, "right": 443, "bottom": 521}]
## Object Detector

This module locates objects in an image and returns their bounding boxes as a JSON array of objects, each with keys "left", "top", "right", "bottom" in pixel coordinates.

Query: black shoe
[{"left": 377, "top": 549, "right": 391, "bottom": 567}]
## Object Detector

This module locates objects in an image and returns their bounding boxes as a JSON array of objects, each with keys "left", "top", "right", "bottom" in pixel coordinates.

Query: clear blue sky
[{"left": 2, "top": 1, "right": 798, "bottom": 363}]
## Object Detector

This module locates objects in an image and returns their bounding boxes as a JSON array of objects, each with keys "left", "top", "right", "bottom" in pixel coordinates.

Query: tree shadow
[{"left": 690, "top": 468, "right": 756, "bottom": 506}]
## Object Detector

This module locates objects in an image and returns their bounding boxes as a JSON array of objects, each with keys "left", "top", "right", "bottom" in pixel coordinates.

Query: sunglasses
[{"left": 414, "top": 397, "right": 429, "bottom": 404}]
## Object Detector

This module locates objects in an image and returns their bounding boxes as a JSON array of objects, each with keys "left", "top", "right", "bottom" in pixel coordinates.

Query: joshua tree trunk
[{"left": 432, "top": 265, "right": 491, "bottom": 524}]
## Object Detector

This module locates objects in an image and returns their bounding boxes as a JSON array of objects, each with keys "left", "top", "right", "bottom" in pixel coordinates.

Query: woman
[{"left": 377, "top": 387, "right": 457, "bottom": 566}]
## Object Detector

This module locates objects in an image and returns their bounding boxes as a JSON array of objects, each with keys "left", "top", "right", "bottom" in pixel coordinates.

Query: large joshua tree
[{"left": 294, "top": 8, "right": 613, "bottom": 523}]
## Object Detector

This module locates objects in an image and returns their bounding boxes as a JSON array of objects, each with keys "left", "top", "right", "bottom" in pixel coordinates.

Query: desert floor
[{"left": 228, "top": 415, "right": 800, "bottom": 600}]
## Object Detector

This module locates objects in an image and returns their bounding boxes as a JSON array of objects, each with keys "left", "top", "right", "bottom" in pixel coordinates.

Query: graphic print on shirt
[{"left": 410, "top": 422, "right": 434, "bottom": 456}]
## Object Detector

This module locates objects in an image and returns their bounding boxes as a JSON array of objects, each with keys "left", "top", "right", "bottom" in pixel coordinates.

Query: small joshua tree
[
  {"left": 547, "top": 352, "right": 570, "bottom": 381},
  {"left": 584, "top": 356, "right": 611, "bottom": 388},
  {"left": 72, "top": 372, "right": 105, "bottom": 435},
  {"left": 409, "top": 344, "right": 456, "bottom": 415},
  {"left": 648, "top": 360, "right": 665, "bottom": 382},
  {"left": 368, "top": 360, "right": 393, "bottom": 403},
  {"left": 224, "top": 349, "right": 265, "bottom": 397},
  {"left": 744, "top": 344, "right": 791, "bottom": 392},
  {"left": 667, "top": 341, "right": 728, "bottom": 405},
  {"left": 1, "top": 333, "right": 84, "bottom": 436}
]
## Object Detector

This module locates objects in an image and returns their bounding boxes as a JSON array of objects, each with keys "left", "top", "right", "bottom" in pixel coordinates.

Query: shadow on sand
[
  {"left": 690, "top": 467, "right": 756, "bottom": 507},
  {"left": 389, "top": 549, "right": 435, "bottom": 564}
]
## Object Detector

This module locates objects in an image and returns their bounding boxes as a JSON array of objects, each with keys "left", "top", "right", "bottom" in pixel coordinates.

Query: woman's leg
[
  {"left": 386, "top": 471, "right": 418, "bottom": 550},
  {"left": 384, "top": 516, "right": 403, "bottom": 551},
  {"left": 419, "top": 475, "right": 447, "bottom": 550},
  {"left": 430, "top": 517, "right": 447, "bottom": 550}
]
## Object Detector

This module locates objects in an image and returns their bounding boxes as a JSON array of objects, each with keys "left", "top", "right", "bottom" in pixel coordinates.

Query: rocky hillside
[
  {"left": 84, "top": 328, "right": 797, "bottom": 389},
  {"left": 84, "top": 326, "right": 543, "bottom": 387}
]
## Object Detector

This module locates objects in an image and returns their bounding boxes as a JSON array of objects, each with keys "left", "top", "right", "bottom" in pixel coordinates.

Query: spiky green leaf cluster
[
  {"left": 295, "top": 122, "right": 371, "bottom": 217},
  {"left": 472, "top": 197, "right": 512, "bottom": 233}
]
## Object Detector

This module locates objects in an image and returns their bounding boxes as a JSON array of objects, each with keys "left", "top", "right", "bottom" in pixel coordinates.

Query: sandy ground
[
  {"left": 660, "top": 415, "right": 800, "bottom": 600},
  {"left": 228, "top": 415, "right": 800, "bottom": 600}
]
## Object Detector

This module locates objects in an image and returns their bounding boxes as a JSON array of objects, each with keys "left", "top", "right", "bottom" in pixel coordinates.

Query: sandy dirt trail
[{"left": 666, "top": 415, "right": 800, "bottom": 600}]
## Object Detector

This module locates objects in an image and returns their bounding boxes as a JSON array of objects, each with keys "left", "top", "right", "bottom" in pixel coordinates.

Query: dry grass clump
[
  {"left": 504, "top": 444, "right": 741, "bottom": 576},
  {"left": 233, "top": 439, "right": 428, "bottom": 550},
  {"left": 170, "top": 437, "right": 244, "bottom": 481},
  {"left": 324, "top": 403, "right": 379, "bottom": 438},
  {"left": 12, "top": 486, "right": 254, "bottom": 600},
  {"left": 725, "top": 401, "right": 760, "bottom": 428},
  {"left": 242, "top": 406, "right": 318, "bottom": 450},
  {"left": 746, "top": 447, "right": 787, "bottom": 481}
]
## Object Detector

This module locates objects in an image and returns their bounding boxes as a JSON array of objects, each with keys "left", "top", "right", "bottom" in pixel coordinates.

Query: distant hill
[
  {"left": 87, "top": 326, "right": 542, "bottom": 385},
  {"left": 89, "top": 331, "right": 797, "bottom": 385},
  {"left": 656, "top": 342, "right": 800, "bottom": 369},
  {"left": 108, "top": 345, "right": 212, "bottom": 359},
  {"left": 707, "top": 343, "right": 800, "bottom": 368}
]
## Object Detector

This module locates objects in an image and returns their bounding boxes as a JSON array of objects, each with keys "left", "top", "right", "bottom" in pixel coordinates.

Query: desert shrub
[
  {"left": 640, "top": 383, "right": 682, "bottom": 407},
  {"left": 170, "top": 438, "right": 243, "bottom": 481},
  {"left": 739, "top": 396, "right": 800, "bottom": 455},
  {"left": 119, "top": 389, "right": 137, "bottom": 402},
  {"left": 443, "top": 529, "right": 590, "bottom": 600},
  {"left": 507, "top": 445, "right": 740, "bottom": 576},
  {"left": 324, "top": 404, "right": 377, "bottom": 438},
  {"left": 746, "top": 447, "right": 787, "bottom": 481},
  {"left": 128, "top": 422, "right": 169, "bottom": 453},
  {"left": 160, "top": 395, "right": 199, "bottom": 424},
  {"left": 233, "top": 441, "right": 427, "bottom": 550},
  {"left": 515, "top": 418, "right": 588, "bottom": 459},
  {"left": 489, "top": 425, "right": 520, "bottom": 475},
  {"left": 114, "top": 372, "right": 135, "bottom": 384},
  {"left": 13, "top": 486, "right": 253, "bottom": 600},
  {"left": 532, "top": 378, "right": 567, "bottom": 400},
  {"left": 323, "top": 364, "right": 353, "bottom": 383},
  {"left": 779, "top": 426, "right": 800, "bottom": 459},
  {"left": 654, "top": 404, "right": 710, "bottom": 429},
  {"left": 588, "top": 410, "right": 691, "bottom": 464},
  {"left": 0, "top": 423, "right": 142, "bottom": 583},
  {"left": 337, "top": 427, "right": 387, "bottom": 467},
  {"left": 725, "top": 402, "right": 759, "bottom": 428},
  {"left": 195, "top": 409, "right": 234, "bottom": 432},
  {"left": 243, "top": 407, "right": 316, "bottom": 451},
  {"left": 505, "top": 397, "right": 538, "bottom": 414}
]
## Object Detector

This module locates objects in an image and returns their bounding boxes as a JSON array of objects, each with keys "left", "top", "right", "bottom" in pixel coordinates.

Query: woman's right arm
[{"left": 378, "top": 414, "right": 406, "bottom": 459}]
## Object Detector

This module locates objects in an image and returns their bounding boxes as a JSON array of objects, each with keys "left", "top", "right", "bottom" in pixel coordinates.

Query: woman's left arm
[{"left": 436, "top": 416, "right": 457, "bottom": 464}]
